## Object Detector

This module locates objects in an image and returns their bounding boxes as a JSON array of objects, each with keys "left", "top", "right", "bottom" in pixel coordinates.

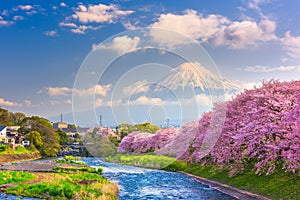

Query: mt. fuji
[{"left": 158, "top": 62, "right": 238, "bottom": 92}]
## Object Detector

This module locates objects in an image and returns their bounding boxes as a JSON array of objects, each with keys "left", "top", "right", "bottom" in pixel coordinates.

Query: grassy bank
[
  {"left": 0, "top": 157, "right": 118, "bottom": 200},
  {"left": 0, "top": 145, "right": 35, "bottom": 155},
  {"left": 0, "top": 144, "right": 41, "bottom": 164},
  {"left": 105, "top": 153, "right": 176, "bottom": 169},
  {"left": 108, "top": 153, "right": 300, "bottom": 200},
  {"left": 0, "top": 152, "right": 41, "bottom": 164}
]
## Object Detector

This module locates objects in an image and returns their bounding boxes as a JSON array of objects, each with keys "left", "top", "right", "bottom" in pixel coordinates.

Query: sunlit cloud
[
  {"left": 0, "top": 98, "right": 22, "bottom": 107},
  {"left": 72, "top": 3, "right": 133, "bottom": 24},
  {"left": 92, "top": 35, "right": 140, "bottom": 54}
]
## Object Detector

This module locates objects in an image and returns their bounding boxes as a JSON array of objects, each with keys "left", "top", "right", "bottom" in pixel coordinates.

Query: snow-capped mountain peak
[{"left": 158, "top": 62, "right": 238, "bottom": 91}]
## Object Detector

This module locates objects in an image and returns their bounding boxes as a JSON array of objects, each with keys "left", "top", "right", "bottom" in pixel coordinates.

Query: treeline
[{"left": 0, "top": 107, "right": 60, "bottom": 157}]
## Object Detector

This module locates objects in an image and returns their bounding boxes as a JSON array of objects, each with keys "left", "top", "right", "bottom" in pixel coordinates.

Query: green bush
[
  {"left": 0, "top": 171, "right": 35, "bottom": 184},
  {"left": 0, "top": 144, "right": 8, "bottom": 152}
]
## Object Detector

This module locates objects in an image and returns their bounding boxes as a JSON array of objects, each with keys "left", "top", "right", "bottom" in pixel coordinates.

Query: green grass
[
  {"left": 105, "top": 153, "right": 176, "bottom": 169},
  {"left": 106, "top": 153, "right": 300, "bottom": 199},
  {"left": 0, "top": 171, "right": 36, "bottom": 184},
  {"left": 165, "top": 161, "right": 300, "bottom": 200},
  {"left": 4, "top": 171, "right": 118, "bottom": 200},
  {"left": 0, "top": 145, "right": 35, "bottom": 155},
  {"left": 7, "top": 172, "right": 118, "bottom": 200},
  {"left": 52, "top": 166, "right": 103, "bottom": 174}
]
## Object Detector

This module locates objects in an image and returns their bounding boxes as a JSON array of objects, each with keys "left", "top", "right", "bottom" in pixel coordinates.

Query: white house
[
  {"left": 0, "top": 126, "right": 8, "bottom": 143},
  {"left": 0, "top": 126, "right": 7, "bottom": 136}
]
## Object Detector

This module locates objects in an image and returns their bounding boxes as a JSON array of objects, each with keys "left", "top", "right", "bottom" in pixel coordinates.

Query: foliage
[
  {"left": 106, "top": 153, "right": 176, "bottom": 169},
  {"left": 26, "top": 131, "right": 43, "bottom": 151},
  {"left": 22, "top": 116, "right": 60, "bottom": 157},
  {"left": 0, "top": 144, "right": 8, "bottom": 152},
  {"left": 0, "top": 145, "right": 35, "bottom": 155},
  {"left": 57, "top": 129, "right": 69, "bottom": 144},
  {"left": 0, "top": 108, "right": 26, "bottom": 126},
  {"left": 115, "top": 122, "right": 160, "bottom": 139},
  {"left": 0, "top": 171, "right": 35, "bottom": 184},
  {"left": 56, "top": 156, "right": 87, "bottom": 166},
  {"left": 83, "top": 133, "right": 117, "bottom": 158}
]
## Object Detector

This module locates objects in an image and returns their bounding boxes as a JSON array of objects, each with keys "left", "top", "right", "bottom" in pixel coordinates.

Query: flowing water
[
  {"left": 83, "top": 157, "right": 235, "bottom": 200},
  {"left": 1, "top": 157, "right": 236, "bottom": 199}
]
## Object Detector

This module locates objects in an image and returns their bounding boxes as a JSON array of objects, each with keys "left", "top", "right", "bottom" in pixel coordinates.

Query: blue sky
[{"left": 0, "top": 0, "right": 299, "bottom": 126}]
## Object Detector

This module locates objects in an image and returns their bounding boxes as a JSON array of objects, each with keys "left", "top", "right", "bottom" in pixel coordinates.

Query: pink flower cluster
[
  {"left": 191, "top": 80, "right": 300, "bottom": 175},
  {"left": 118, "top": 80, "right": 300, "bottom": 175},
  {"left": 117, "top": 127, "right": 179, "bottom": 153}
]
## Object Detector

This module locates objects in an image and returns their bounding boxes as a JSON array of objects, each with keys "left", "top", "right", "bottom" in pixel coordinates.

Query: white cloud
[
  {"left": 72, "top": 3, "right": 133, "bottom": 24},
  {"left": 26, "top": 10, "right": 37, "bottom": 16},
  {"left": 95, "top": 98, "right": 121, "bottom": 107},
  {"left": 123, "top": 80, "right": 150, "bottom": 95},
  {"left": 46, "top": 84, "right": 111, "bottom": 97},
  {"left": 130, "top": 96, "right": 163, "bottom": 105},
  {"left": 44, "top": 30, "right": 58, "bottom": 37},
  {"left": 24, "top": 100, "right": 32, "bottom": 107},
  {"left": 59, "top": 22, "right": 77, "bottom": 28},
  {"left": 2, "top": 10, "right": 9, "bottom": 16},
  {"left": 281, "top": 31, "right": 300, "bottom": 60},
  {"left": 59, "top": 22, "right": 100, "bottom": 34},
  {"left": 0, "top": 98, "right": 21, "bottom": 107},
  {"left": 76, "top": 84, "right": 112, "bottom": 97},
  {"left": 149, "top": 10, "right": 230, "bottom": 47},
  {"left": 211, "top": 19, "right": 277, "bottom": 49},
  {"left": 240, "top": 64, "right": 300, "bottom": 72},
  {"left": 72, "top": 25, "right": 101, "bottom": 34},
  {"left": 194, "top": 94, "right": 212, "bottom": 106},
  {"left": 17, "top": 5, "right": 34, "bottom": 11},
  {"left": 149, "top": 10, "right": 277, "bottom": 49},
  {"left": 60, "top": 2, "right": 67, "bottom": 7},
  {"left": 13, "top": 16, "right": 24, "bottom": 21},
  {"left": 47, "top": 87, "right": 72, "bottom": 96},
  {"left": 70, "top": 29, "right": 85, "bottom": 34},
  {"left": 0, "top": 16, "right": 14, "bottom": 25},
  {"left": 92, "top": 35, "right": 140, "bottom": 54},
  {"left": 248, "top": 0, "right": 271, "bottom": 18}
]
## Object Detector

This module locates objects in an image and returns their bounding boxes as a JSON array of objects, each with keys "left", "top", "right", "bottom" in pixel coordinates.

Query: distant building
[
  {"left": 53, "top": 122, "right": 68, "bottom": 130},
  {"left": 61, "top": 128, "right": 77, "bottom": 138}
]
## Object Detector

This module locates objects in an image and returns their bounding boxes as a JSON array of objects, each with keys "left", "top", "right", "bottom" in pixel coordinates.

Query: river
[
  {"left": 0, "top": 157, "right": 236, "bottom": 199},
  {"left": 83, "top": 157, "right": 235, "bottom": 200}
]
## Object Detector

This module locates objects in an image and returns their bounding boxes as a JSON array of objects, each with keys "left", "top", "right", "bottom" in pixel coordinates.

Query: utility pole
[
  {"left": 60, "top": 113, "right": 63, "bottom": 122},
  {"left": 99, "top": 114, "right": 102, "bottom": 127},
  {"left": 166, "top": 118, "right": 169, "bottom": 127}
]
